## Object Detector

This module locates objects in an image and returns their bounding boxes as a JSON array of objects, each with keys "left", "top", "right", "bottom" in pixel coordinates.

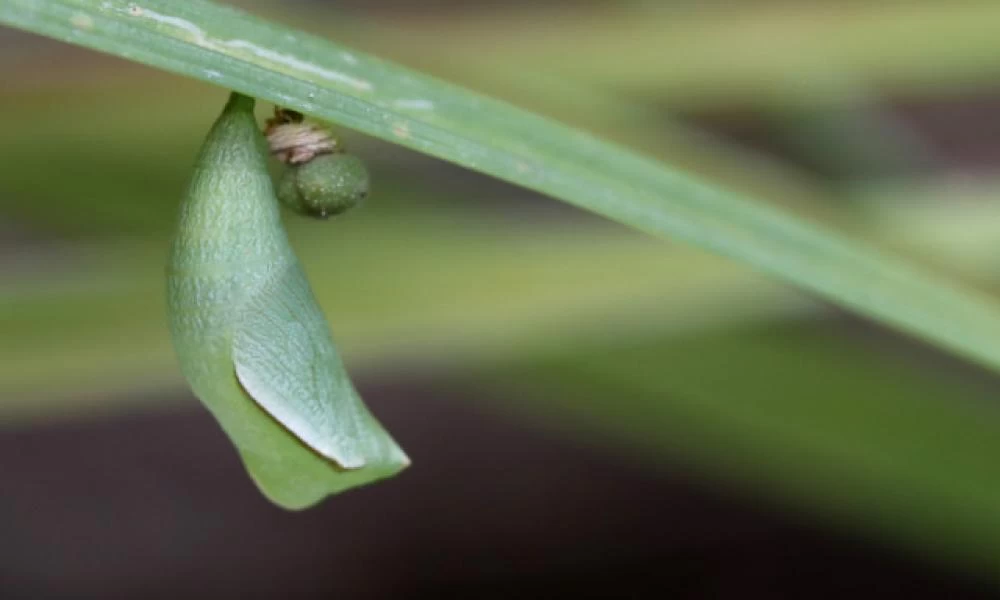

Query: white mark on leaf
[
  {"left": 392, "top": 99, "right": 434, "bottom": 111},
  {"left": 219, "top": 40, "right": 374, "bottom": 92},
  {"left": 129, "top": 7, "right": 373, "bottom": 92},
  {"left": 70, "top": 13, "right": 94, "bottom": 29}
]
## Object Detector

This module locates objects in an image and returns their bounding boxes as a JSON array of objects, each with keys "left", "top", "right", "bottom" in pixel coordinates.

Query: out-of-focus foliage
[{"left": 478, "top": 324, "right": 1000, "bottom": 576}]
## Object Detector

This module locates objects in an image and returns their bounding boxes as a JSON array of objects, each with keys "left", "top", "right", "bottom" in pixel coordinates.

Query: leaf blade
[{"left": 5, "top": 0, "right": 1000, "bottom": 372}]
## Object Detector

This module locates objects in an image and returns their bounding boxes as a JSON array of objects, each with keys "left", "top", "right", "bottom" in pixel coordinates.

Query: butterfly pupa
[
  {"left": 166, "top": 92, "right": 408, "bottom": 510},
  {"left": 265, "top": 107, "right": 370, "bottom": 219}
]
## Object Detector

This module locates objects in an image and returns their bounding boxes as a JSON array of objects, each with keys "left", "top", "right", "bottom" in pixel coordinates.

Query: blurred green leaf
[
  {"left": 12, "top": 174, "right": 1000, "bottom": 415},
  {"left": 0, "top": 216, "right": 816, "bottom": 416},
  {"left": 352, "top": 2, "right": 1000, "bottom": 110},
  {"left": 477, "top": 324, "right": 1000, "bottom": 579},
  {"left": 5, "top": 2, "right": 1000, "bottom": 378}
]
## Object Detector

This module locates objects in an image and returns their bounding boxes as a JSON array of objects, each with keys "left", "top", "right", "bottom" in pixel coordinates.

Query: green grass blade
[{"left": 4, "top": 0, "right": 1000, "bottom": 372}]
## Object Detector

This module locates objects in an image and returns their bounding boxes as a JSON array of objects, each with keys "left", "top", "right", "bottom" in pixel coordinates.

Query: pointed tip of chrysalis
[
  {"left": 242, "top": 444, "right": 411, "bottom": 511},
  {"left": 396, "top": 447, "right": 412, "bottom": 468}
]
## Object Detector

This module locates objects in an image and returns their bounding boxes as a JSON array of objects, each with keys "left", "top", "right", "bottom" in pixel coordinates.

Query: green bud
[{"left": 277, "top": 153, "right": 370, "bottom": 219}]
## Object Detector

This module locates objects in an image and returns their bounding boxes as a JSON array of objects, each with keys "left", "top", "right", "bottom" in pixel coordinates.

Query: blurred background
[{"left": 4, "top": 0, "right": 1000, "bottom": 597}]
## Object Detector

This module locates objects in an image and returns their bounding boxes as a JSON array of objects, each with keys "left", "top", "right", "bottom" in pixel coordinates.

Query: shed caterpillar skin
[
  {"left": 264, "top": 108, "right": 339, "bottom": 165},
  {"left": 265, "top": 107, "right": 370, "bottom": 219},
  {"left": 167, "top": 93, "right": 408, "bottom": 510}
]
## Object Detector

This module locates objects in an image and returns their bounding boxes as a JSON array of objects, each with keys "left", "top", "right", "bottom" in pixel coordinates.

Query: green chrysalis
[{"left": 166, "top": 93, "right": 408, "bottom": 510}]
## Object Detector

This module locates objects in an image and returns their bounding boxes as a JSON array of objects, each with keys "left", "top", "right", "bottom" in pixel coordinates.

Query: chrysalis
[
  {"left": 166, "top": 93, "right": 408, "bottom": 510},
  {"left": 265, "top": 107, "right": 370, "bottom": 219}
]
